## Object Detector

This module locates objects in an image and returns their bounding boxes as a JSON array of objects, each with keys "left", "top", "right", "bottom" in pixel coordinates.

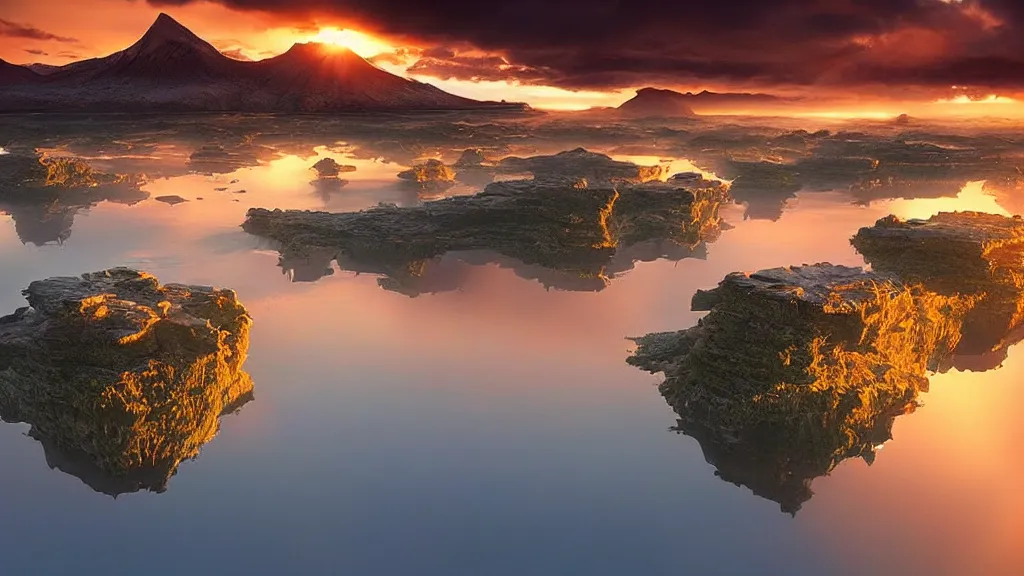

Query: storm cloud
[{"left": 144, "top": 0, "right": 1024, "bottom": 92}]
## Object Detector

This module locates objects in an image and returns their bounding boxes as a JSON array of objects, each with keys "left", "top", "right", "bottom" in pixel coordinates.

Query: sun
[{"left": 306, "top": 28, "right": 393, "bottom": 58}]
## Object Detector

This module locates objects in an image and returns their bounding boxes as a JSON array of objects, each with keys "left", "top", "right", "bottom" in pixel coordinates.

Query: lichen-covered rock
[
  {"left": 628, "top": 264, "right": 971, "bottom": 513},
  {"left": 0, "top": 268, "right": 253, "bottom": 496},
  {"left": 397, "top": 158, "right": 456, "bottom": 190},
  {"left": 497, "top": 148, "right": 666, "bottom": 183},
  {"left": 243, "top": 178, "right": 726, "bottom": 293},
  {"left": 852, "top": 212, "right": 1024, "bottom": 367}
]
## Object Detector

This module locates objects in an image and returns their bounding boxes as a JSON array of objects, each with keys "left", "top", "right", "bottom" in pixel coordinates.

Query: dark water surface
[{"left": 0, "top": 115, "right": 1022, "bottom": 575}]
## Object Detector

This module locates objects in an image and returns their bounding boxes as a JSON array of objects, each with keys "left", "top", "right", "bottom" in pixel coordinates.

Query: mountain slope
[
  {"left": 250, "top": 43, "right": 482, "bottom": 111},
  {"left": 83, "top": 12, "right": 241, "bottom": 82},
  {"left": 0, "top": 59, "right": 40, "bottom": 85},
  {"left": 0, "top": 13, "right": 524, "bottom": 112}
]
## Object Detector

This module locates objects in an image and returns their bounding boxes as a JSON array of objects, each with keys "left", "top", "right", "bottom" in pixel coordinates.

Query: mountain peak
[{"left": 142, "top": 12, "right": 204, "bottom": 46}]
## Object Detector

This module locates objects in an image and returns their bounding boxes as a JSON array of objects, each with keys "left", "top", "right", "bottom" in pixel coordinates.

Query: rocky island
[
  {"left": 496, "top": 148, "right": 667, "bottom": 183},
  {"left": 628, "top": 264, "right": 971, "bottom": 513},
  {"left": 0, "top": 268, "right": 253, "bottom": 495},
  {"left": 242, "top": 176, "right": 726, "bottom": 293}
]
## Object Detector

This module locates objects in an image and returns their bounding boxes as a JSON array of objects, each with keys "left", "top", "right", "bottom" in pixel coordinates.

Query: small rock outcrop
[
  {"left": 0, "top": 153, "right": 148, "bottom": 245},
  {"left": 0, "top": 268, "right": 253, "bottom": 496},
  {"left": 311, "top": 158, "right": 356, "bottom": 179},
  {"left": 852, "top": 212, "right": 1024, "bottom": 368},
  {"left": 453, "top": 148, "right": 488, "bottom": 168},
  {"left": 628, "top": 264, "right": 971, "bottom": 514},
  {"left": 497, "top": 148, "right": 666, "bottom": 183},
  {"left": 397, "top": 158, "right": 457, "bottom": 193},
  {"left": 243, "top": 178, "right": 727, "bottom": 293}
]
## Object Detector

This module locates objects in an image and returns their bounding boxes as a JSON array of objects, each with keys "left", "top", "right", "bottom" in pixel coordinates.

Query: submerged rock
[
  {"left": 0, "top": 268, "right": 253, "bottom": 496},
  {"left": 628, "top": 264, "right": 971, "bottom": 514},
  {"left": 243, "top": 178, "right": 726, "bottom": 293},
  {"left": 311, "top": 157, "right": 356, "bottom": 179},
  {"left": 496, "top": 148, "right": 666, "bottom": 183},
  {"left": 853, "top": 212, "right": 1024, "bottom": 369},
  {"left": 155, "top": 195, "right": 188, "bottom": 205}
]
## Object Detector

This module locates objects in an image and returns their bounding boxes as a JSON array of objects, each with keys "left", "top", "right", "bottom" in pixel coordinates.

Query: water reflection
[
  {"left": 0, "top": 268, "right": 253, "bottom": 496},
  {"left": 0, "top": 113, "right": 1023, "bottom": 574}
]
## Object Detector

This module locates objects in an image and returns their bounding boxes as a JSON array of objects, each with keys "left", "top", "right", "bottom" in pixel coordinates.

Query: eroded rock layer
[
  {"left": 853, "top": 212, "right": 1024, "bottom": 368},
  {"left": 0, "top": 268, "right": 252, "bottom": 496}
]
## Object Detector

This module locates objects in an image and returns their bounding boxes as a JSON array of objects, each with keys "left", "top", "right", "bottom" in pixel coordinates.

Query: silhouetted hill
[
  {"left": 617, "top": 87, "right": 697, "bottom": 118},
  {"left": 614, "top": 88, "right": 793, "bottom": 115},
  {"left": 0, "top": 59, "right": 39, "bottom": 85}
]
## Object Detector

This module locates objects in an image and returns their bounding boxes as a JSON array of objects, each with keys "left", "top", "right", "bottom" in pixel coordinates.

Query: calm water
[{"left": 1, "top": 120, "right": 1022, "bottom": 575}]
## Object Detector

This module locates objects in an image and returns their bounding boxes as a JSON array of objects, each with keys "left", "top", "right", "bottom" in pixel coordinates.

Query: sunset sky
[{"left": 2, "top": 0, "right": 1024, "bottom": 111}]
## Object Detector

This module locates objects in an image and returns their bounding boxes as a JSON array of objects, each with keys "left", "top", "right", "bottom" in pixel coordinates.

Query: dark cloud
[
  {"left": 24, "top": 48, "right": 48, "bottom": 56},
  {"left": 0, "top": 18, "right": 78, "bottom": 43},
  {"left": 144, "top": 1, "right": 1024, "bottom": 92},
  {"left": 420, "top": 46, "right": 456, "bottom": 59},
  {"left": 407, "top": 54, "right": 553, "bottom": 84},
  {"left": 57, "top": 51, "right": 82, "bottom": 60}
]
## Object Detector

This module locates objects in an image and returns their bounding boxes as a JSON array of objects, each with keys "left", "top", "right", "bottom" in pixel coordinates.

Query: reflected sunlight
[{"left": 888, "top": 181, "right": 1011, "bottom": 220}]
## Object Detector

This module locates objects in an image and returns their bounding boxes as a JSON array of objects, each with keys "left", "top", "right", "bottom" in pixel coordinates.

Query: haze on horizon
[{"left": 2, "top": 0, "right": 1024, "bottom": 115}]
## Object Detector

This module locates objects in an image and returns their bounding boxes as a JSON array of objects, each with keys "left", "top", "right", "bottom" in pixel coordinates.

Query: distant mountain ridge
[
  {"left": 0, "top": 60, "right": 40, "bottom": 84},
  {"left": 617, "top": 88, "right": 697, "bottom": 118},
  {"left": 0, "top": 13, "right": 527, "bottom": 113},
  {"left": 617, "top": 87, "right": 794, "bottom": 115}
]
